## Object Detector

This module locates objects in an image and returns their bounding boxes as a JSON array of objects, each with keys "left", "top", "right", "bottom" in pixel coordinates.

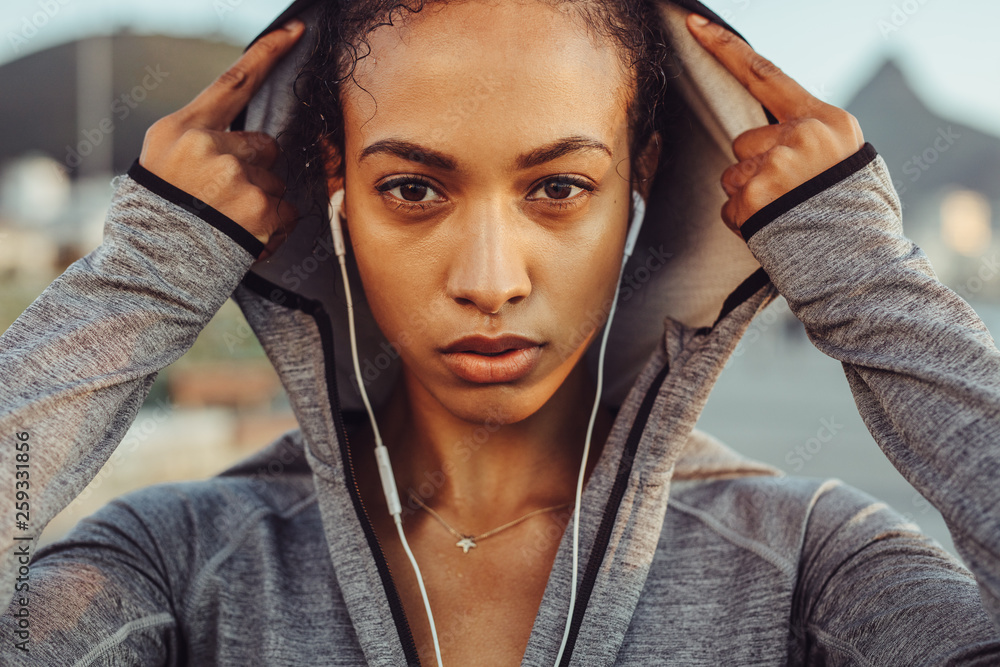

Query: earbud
[
  {"left": 328, "top": 183, "right": 439, "bottom": 664},
  {"left": 555, "top": 186, "right": 645, "bottom": 667},
  {"left": 624, "top": 189, "right": 647, "bottom": 261},
  {"left": 329, "top": 188, "right": 347, "bottom": 258}
]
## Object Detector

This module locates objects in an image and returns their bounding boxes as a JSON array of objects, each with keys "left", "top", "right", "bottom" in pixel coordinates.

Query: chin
[{"left": 437, "top": 382, "right": 553, "bottom": 427}]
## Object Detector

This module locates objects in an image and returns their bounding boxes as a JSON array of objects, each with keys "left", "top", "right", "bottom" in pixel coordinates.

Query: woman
[{"left": 2, "top": 0, "right": 999, "bottom": 664}]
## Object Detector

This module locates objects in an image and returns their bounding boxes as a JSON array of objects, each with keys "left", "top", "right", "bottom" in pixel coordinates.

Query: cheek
[
  {"left": 540, "top": 220, "right": 626, "bottom": 332},
  {"left": 348, "top": 204, "right": 627, "bottom": 372},
  {"left": 350, "top": 229, "right": 442, "bottom": 351}
]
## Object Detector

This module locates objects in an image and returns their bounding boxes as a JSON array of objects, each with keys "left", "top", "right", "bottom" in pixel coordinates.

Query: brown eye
[
  {"left": 528, "top": 176, "right": 594, "bottom": 207},
  {"left": 399, "top": 183, "right": 429, "bottom": 202},
  {"left": 543, "top": 181, "right": 575, "bottom": 199},
  {"left": 376, "top": 176, "right": 443, "bottom": 210}
]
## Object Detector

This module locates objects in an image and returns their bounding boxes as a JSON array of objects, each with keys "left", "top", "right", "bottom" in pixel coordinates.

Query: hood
[{"left": 225, "top": 0, "right": 780, "bottom": 664}]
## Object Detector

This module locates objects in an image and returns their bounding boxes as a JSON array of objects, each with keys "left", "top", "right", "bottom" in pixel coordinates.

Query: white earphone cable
[
  {"left": 329, "top": 188, "right": 645, "bottom": 667},
  {"left": 553, "top": 189, "right": 645, "bottom": 666},
  {"left": 330, "top": 189, "right": 445, "bottom": 667}
]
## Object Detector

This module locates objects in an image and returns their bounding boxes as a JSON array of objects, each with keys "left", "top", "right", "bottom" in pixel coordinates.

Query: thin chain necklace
[{"left": 407, "top": 491, "right": 573, "bottom": 554}]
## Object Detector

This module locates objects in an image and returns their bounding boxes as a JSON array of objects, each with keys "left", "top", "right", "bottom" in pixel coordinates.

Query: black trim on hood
[
  {"left": 240, "top": 267, "right": 674, "bottom": 666},
  {"left": 240, "top": 270, "right": 423, "bottom": 666},
  {"left": 713, "top": 267, "right": 771, "bottom": 327},
  {"left": 740, "top": 142, "right": 879, "bottom": 243},
  {"left": 558, "top": 357, "right": 671, "bottom": 667},
  {"left": 127, "top": 159, "right": 266, "bottom": 259}
]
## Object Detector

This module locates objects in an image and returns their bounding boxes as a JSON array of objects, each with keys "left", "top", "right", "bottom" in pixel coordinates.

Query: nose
[{"left": 445, "top": 205, "right": 532, "bottom": 315}]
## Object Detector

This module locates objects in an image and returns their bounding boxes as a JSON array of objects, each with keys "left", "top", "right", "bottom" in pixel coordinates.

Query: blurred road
[{"left": 696, "top": 299, "right": 1000, "bottom": 558}]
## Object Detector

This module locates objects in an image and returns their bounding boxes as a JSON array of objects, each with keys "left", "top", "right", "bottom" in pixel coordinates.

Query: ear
[
  {"left": 634, "top": 130, "right": 662, "bottom": 201},
  {"left": 319, "top": 135, "right": 345, "bottom": 199}
]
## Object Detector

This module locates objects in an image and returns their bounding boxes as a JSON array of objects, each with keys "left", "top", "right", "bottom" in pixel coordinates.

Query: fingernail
[
  {"left": 284, "top": 18, "right": 304, "bottom": 31},
  {"left": 690, "top": 14, "right": 709, "bottom": 27}
]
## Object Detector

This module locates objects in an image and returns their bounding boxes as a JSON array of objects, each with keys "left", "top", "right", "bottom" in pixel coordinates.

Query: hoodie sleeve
[
  {"left": 741, "top": 143, "right": 1000, "bottom": 631},
  {"left": 0, "top": 160, "right": 262, "bottom": 610}
]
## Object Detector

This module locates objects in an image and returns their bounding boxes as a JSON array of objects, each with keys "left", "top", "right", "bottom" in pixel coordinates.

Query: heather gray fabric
[{"left": 3, "top": 0, "right": 1000, "bottom": 664}]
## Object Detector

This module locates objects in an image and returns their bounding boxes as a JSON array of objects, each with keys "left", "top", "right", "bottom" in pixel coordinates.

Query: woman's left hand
[{"left": 686, "top": 13, "right": 866, "bottom": 235}]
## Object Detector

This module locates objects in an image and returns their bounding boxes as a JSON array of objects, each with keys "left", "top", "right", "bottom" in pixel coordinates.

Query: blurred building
[
  {"left": 0, "top": 32, "right": 242, "bottom": 177},
  {"left": 0, "top": 33, "right": 297, "bottom": 547},
  {"left": 846, "top": 59, "right": 1000, "bottom": 302},
  {"left": 0, "top": 31, "right": 242, "bottom": 269}
]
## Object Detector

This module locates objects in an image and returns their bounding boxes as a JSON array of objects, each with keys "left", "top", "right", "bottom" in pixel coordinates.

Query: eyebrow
[{"left": 357, "top": 136, "right": 613, "bottom": 171}]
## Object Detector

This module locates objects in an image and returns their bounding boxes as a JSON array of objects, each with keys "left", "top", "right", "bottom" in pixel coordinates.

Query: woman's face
[{"left": 340, "top": 0, "right": 646, "bottom": 425}]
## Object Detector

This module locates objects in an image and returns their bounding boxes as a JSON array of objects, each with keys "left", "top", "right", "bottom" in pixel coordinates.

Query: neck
[{"left": 353, "top": 358, "right": 615, "bottom": 534}]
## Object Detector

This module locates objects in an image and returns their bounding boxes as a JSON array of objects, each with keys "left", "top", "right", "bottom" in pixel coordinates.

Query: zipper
[
  {"left": 557, "top": 357, "right": 671, "bottom": 667},
  {"left": 554, "top": 268, "right": 768, "bottom": 664},
  {"left": 323, "top": 296, "right": 669, "bottom": 667},
  {"left": 322, "top": 305, "right": 666, "bottom": 666},
  {"left": 243, "top": 259, "right": 763, "bottom": 666},
  {"left": 318, "top": 303, "right": 423, "bottom": 666}
]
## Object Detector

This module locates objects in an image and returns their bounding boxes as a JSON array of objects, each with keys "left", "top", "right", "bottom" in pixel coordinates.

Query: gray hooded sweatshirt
[{"left": 3, "top": 0, "right": 1000, "bottom": 664}]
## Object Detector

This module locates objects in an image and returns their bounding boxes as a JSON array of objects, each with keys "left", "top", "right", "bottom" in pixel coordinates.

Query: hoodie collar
[{"left": 227, "top": 1, "right": 779, "bottom": 663}]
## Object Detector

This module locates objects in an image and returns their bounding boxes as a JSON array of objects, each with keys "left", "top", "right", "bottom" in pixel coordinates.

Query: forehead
[{"left": 341, "top": 0, "right": 633, "bottom": 165}]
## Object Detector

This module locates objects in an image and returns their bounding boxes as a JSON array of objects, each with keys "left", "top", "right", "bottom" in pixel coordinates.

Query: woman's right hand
[{"left": 139, "top": 19, "right": 306, "bottom": 260}]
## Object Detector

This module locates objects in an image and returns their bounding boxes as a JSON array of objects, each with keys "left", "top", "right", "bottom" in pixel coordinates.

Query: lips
[{"left": 440, "top": 335, "right": 544, "bottom": 383}]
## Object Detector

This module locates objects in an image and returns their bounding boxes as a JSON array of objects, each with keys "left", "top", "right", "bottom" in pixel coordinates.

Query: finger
[
  {"left": 732, "top": 124, "right": 782, "bottom": 162},
  {"left": 271, "top": 196, "right": 300, "bottom": 231},
  {"left": 720, "top": 156, "right": 761, "bottom": 196},
  {"left": 256, "top": 200, "right": 299, "bottom": 261},
  {"left": 212, "top": 131, "right": 282, "bottom": 169},
  {"left": 245, "top": 164, "right": 288, "bottom": 198},
  {"left": 262, "top": 196, "right": 300, "bottom": 245},
  {"left": 180, "top": 20, "right": 306, "bottom": 131},
  {"left": 258, "top": 211, "right": 296, "bottom": 262},
  {"left": 720, "top": 197, "right": 743, "bottom": 237},
  {"left": 686, "top": 14, "right": 818, "bottom": 122},
  {"left": 243, "top": 190, "right": 299, "bottom": 242}
]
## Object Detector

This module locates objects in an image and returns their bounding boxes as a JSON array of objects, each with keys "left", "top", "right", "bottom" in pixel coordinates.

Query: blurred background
[{"left": 0, "top": 0, "right": 997, "bottom": 554}]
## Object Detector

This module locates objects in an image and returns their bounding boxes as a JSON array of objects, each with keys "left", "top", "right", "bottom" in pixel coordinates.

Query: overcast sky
[{"left": 2, "top": 0, "right": 998, "bottom": 136}]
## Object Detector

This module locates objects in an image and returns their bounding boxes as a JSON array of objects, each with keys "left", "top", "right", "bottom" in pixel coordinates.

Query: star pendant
[{"left": 456, "top": 537, "right": 477, "bottom": 553}]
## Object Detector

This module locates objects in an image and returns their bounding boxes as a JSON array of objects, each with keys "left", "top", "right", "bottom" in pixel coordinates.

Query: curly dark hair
[{"left": 283, "top": 0, "right": 676, "bottom": 214}]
